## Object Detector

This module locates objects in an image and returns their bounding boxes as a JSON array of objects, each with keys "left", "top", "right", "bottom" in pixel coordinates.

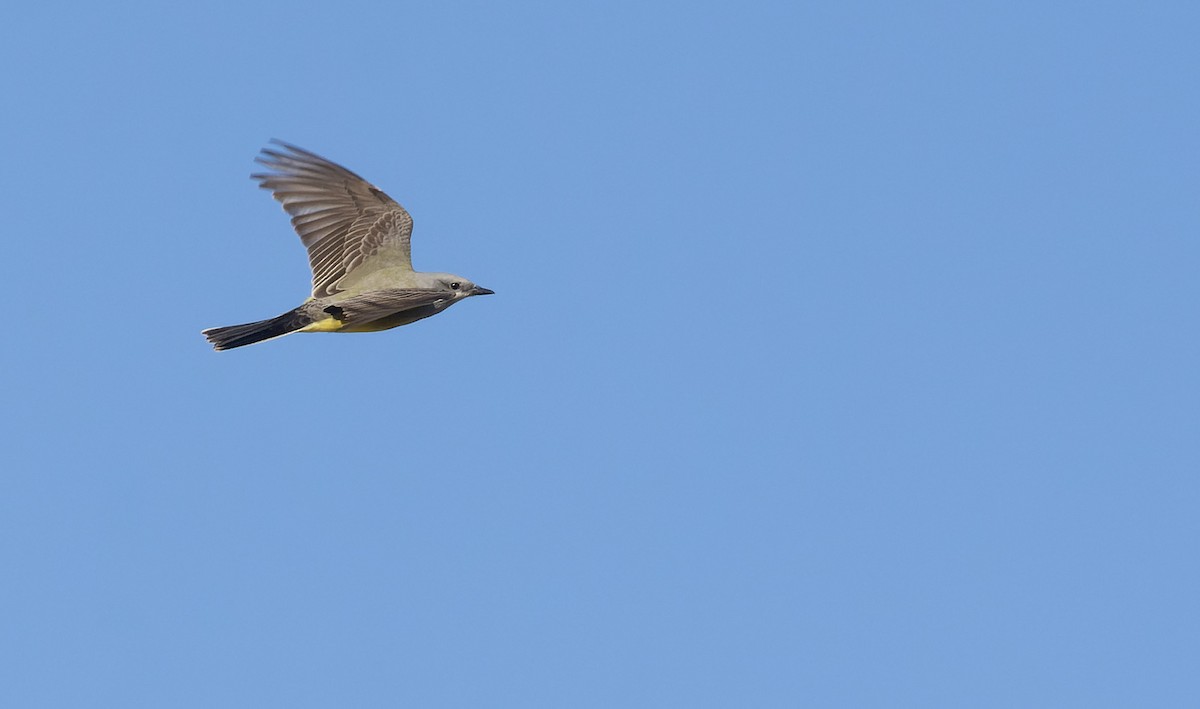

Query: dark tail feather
[{"left": 202, "top": 308, "right": 313, "bottom": 351}]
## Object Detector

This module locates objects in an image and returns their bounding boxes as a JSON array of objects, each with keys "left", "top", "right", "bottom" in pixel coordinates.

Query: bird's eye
[{"left": 450, "top": 282, "right": 461, "bottom": 290}]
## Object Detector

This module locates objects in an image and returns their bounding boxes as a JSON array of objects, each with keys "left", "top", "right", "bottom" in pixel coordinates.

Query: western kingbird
[{"left": 203, "top": 140, "right": 493, "bottom": 351}]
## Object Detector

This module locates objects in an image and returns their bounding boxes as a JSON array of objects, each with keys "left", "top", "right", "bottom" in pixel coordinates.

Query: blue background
[{"left": 2, "top": 2, "right": 1198, "bottom": 706}]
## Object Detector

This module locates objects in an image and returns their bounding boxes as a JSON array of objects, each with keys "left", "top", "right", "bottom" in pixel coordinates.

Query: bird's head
[{"left": 430, "top": 273, "right": 495, "bottom": 300}]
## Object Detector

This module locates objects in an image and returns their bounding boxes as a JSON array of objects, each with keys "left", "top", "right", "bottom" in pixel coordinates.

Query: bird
[{"left": 202, "top": 140, "right": 493, "bottom": 351}]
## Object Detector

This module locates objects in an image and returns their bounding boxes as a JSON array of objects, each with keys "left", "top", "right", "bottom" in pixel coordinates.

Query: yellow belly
[
  {"left": 298, "top": 316, "right": 408, "bottom": 334},
  {"left": 299, "top": 317, "right": 343, "bottom": 333}
]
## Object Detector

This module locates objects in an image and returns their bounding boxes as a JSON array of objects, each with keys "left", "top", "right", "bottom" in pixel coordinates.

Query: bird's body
[{"left": 203, "top": 141, "right": 492, "bottom": 350}]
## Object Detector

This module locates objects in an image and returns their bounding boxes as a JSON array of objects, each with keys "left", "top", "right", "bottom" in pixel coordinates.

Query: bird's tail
[{"left": 202, "top": 307, "right": 314, "bottom": 351}]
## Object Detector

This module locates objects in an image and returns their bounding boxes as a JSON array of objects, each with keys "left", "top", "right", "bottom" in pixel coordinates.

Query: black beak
[{"left": 471, "top": 285, "right": 495, "bottom": 296}]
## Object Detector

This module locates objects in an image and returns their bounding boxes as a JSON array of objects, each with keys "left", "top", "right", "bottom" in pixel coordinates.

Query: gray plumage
[{"left": 203, "top": 141, "right": 492, "bottom": 351}]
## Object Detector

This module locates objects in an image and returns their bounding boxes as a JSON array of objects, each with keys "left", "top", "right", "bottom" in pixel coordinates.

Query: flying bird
[{"left": 203, "top": 141, "right": 493, "bottom": 350}]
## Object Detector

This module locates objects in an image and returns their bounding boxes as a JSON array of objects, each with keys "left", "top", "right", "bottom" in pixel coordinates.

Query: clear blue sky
[{"left": 2, "top": 1, "right": 1197, "bottom": 706}]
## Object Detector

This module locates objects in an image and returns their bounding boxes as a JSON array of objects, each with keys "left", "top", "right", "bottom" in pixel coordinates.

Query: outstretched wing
[{"left": 252, "top": 140, "right": 414, "bottom": 297}]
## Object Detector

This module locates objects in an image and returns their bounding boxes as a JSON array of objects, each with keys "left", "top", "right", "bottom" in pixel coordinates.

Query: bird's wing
[
  {"left": 327, "top": 289, "right": 450, "bottom": 325},
  {"left": 252, "top": 140, "right": 414, "bottom": 298}
]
